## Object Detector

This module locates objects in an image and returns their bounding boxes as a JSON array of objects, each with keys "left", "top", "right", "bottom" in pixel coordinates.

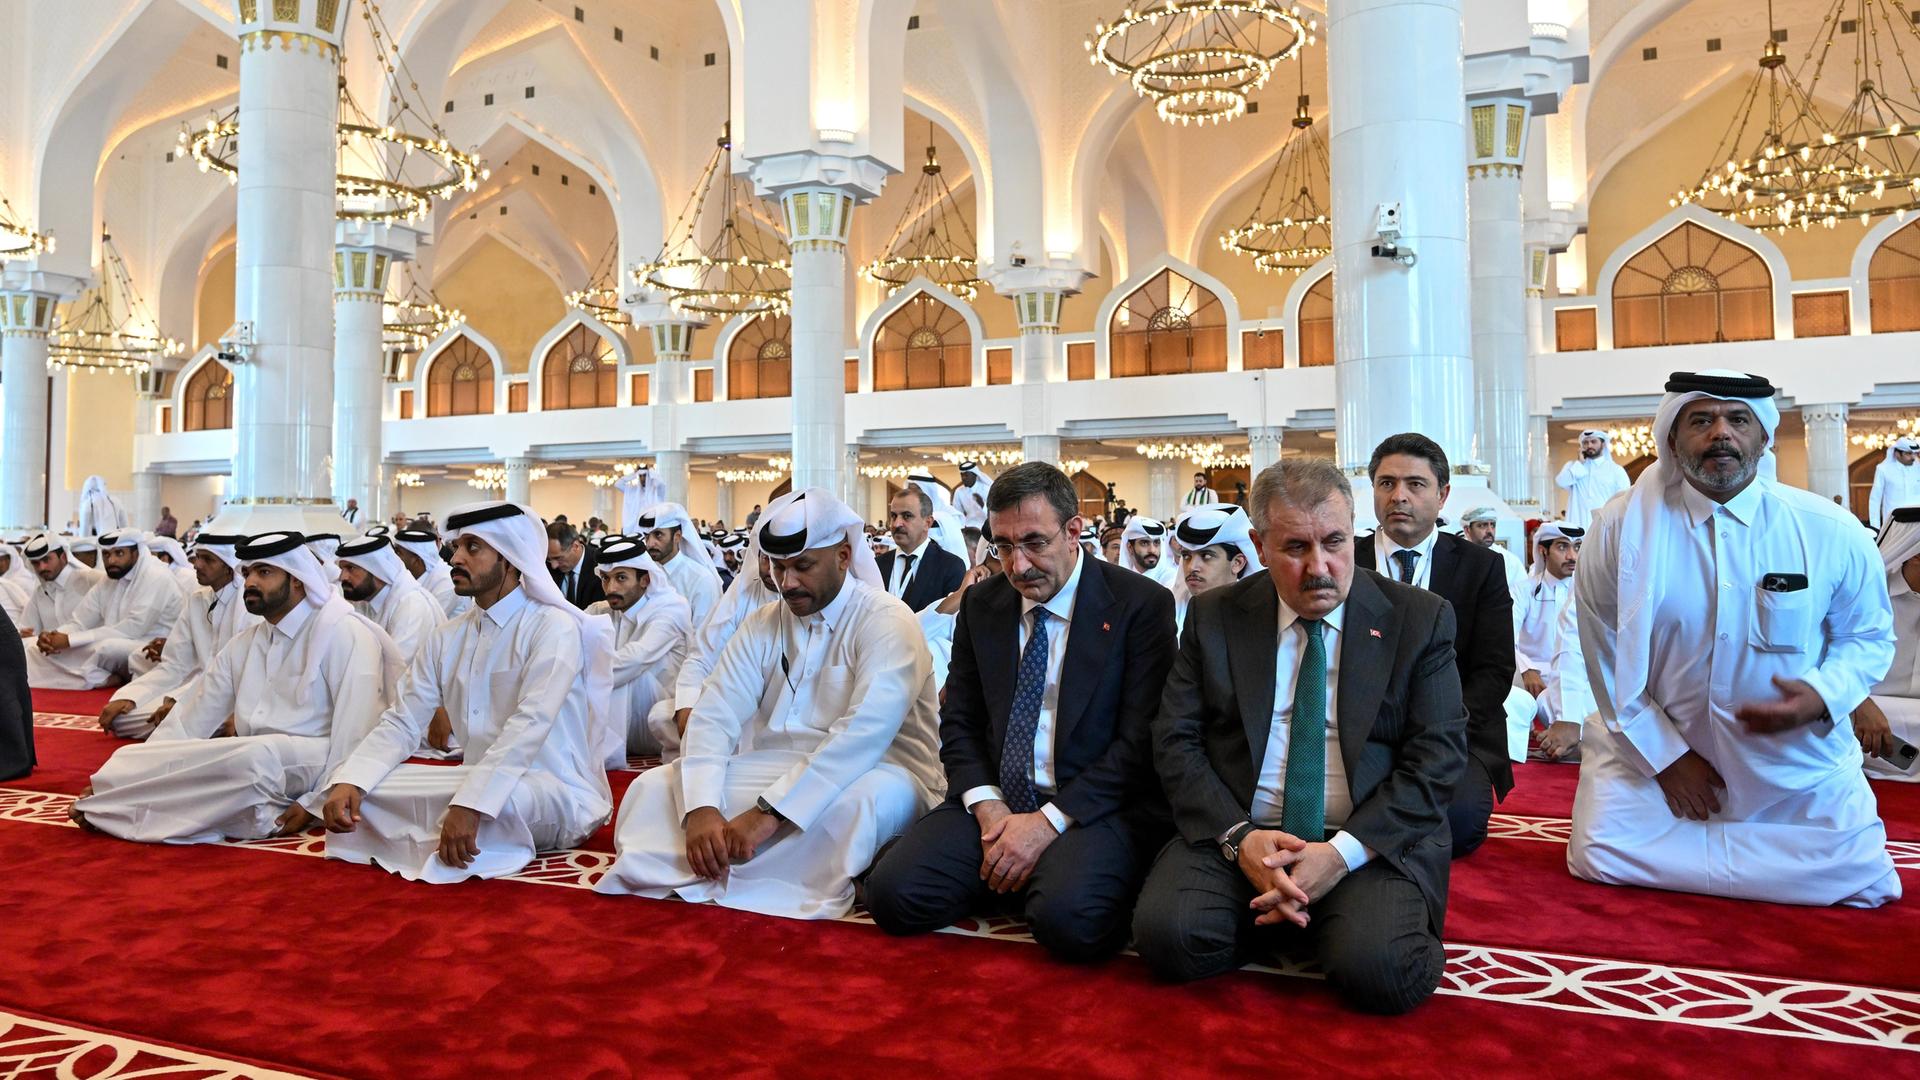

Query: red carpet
[{"left": 6, "top": 691, "right": 1919, "bottom": 1077}]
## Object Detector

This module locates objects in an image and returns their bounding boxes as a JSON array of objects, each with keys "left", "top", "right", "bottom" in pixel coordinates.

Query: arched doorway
[
  {"left": 182, "top": 360, "right": 233, "bottom": 431},
  {"left": 1851, "top": 448, "right": 1884, "bottom": 521},
  {"left": 1299, "top": 272, "right": 1334, "bottom": 367},
  {"left": 1869, "top": 218, "right": 1920, "bottom": 332},
  {"left": 1109, "top": 268, "right": 1228, "bottom": 376},
  {"left": 541, "top": 322, "right": 619, "bottom": 409},
  {"left": 1072, "top": 470, "right": 1107, "bottom": 521},
  {"left": 727, "top": 316, "right": 793, "bottom": 400},
  {"left": 874, "top": 293, "right": 973, "bottom": 390},
  {"left": 1612, "top": 222, "right": 1773, "bottom": 347},
  {"left": 426, "top": 335, "right": 495, "bottom": 417}
]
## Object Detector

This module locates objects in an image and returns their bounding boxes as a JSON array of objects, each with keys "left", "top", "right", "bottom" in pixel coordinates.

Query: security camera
[
  {"left": 1010, "top": 255, "right": 1028, "bottom": 267},
  {"left": 1371, "top": 203, "right": 1416, "bottom": 266},
  {"left": 216, "top": 350, "right": 240, "bottom": 364}
]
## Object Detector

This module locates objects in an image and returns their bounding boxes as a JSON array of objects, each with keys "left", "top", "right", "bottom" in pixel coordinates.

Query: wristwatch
[
  {"left": 755, "top": 797, "right": 787, "bottom": 822},
  {"left": 1219, "top": 821, "right": 1256, "bottom": 863}
]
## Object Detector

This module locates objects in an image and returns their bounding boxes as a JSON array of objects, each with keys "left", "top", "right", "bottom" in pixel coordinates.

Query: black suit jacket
[
  {"left": 551, "top": 548, "right": 605, "bottom": 609},
  {"left": 941, "top": 554, "right": 1177, "bottom": 827},
  {"left": 1155, "top": 569, "right": 1467, "bottom": 928},
  {"left": 876, "top": 543, "right": 967, "bottom": 612},
  {"left": 1357, "top": 531, "right": 1516, "bottom": 796}
]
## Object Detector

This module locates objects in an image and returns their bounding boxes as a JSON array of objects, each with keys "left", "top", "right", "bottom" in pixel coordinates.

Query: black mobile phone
[
  {"left": 1879, "top": 734, "right": 1920, "bottom": 774},
  {"left": 1761, "top": 573, "right": 1809, "bottom": 592}
]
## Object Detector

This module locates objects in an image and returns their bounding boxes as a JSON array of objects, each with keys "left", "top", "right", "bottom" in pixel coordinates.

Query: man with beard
[
  {"left": 27, "top": 532, "right": 184, "bottom": 690},
  {"left": 0, "top": 545, "right": 32, "bottom": 626},
  {"left": 96, "top": 534, "right": 259, "bottom": 739},
  {"left": 587, "top": 536, "right": 692, "bottom": 757},
  {"left": 16, "top": 534, "right": 103, "bottom": 641},
  {"left": 1458, "top": 505, "right": 1529, "bottom": 605},
  {"left": 1100, "top": 525, "right": 1125, "bottom": 565},
  {"left": 337, "top": 535, "right": 445, "bottom": 662},
  {"left": 1568, "top": 370, "right": 1899, "bottom": 906},
  {"left": 1119, "top": 516, "right": 1178, "bottom": 589},
  {"left": 1555, "top": 429, "right": 1631, "bottom": 527},
  {"left": 1513, "top": 523, "right": 1582, "bottom": 760},
  {"left": 69, "top": 533, "right": 395, "bottom": 842},
  {"left": 657, "top": 527, "right": 782, "bottom": 762},
  {"left": 392, "top": 527, "right": 467, "bottom": 619},
  {"left": 639, "top": 503, "right": 726, "bottom": 628}
]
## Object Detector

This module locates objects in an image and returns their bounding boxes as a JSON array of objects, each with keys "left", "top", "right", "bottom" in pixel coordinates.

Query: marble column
[
  {"left": 1147, "top": 459, "right": 1181, "bottom": 521},
  {"left": 503, "top": 456, "right": 533, "bottom": 506},
  {"left": 1802, "top": 403, "right": 1851, "bottom": 505},
  {"left": 1328, "top": 0, "right": 1475, "bottom": 479},
  {"left": 655, "top": 450, "right": 691, "bottom": 507},
  {"left": 332, "top": 223, "right": 417, "bottom": 527},
  {"left": 631, "top": 309, "right": 704, "bottom": 516},
  {"left": 1468, "top": 98, "right": 1531, "bottom": 504},
  {"left": 1022, "top": 434, "right": 1062, "bottom": 468},
  {"left": 0, "top": 279, "right": 75, "bottom": 530},
  {"left": 778, "top": 188, "right": 860, "bottom": 497},
  {"left": 219, "top": 0, "right": 352, "bottom": 536},
  {"left": 1527, "top": 415, "right": 1551, "bottom": 514},
  {"left": 1011, "top": 288, "right": 1067, "bottom": 384},
  {"left": 1247, "top": 425, "right": 1285, "bottom": 479}
]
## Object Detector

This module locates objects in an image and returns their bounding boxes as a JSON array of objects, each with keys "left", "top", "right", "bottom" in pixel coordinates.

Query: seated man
[
  {"left": 16, "top": 533, "right": 103, "bottom": 641},
  {"left": 640, "top": 503, "right": 726, "bottom": 628},
  {"left": 393, "top": 527, "right": 467, "bottom": 618},
  {"left": 97, "top": 534, "right": 258, "bottom": 739},
  {"left": 878, "top": 486, "right": 968, "bottom": 612},
  {"left": 68, "top": 537, "right": 99, "bottom": 569},
  {"left": 596, "top": 489, "right": 944, "bottom": 920},
  {"left": 586, "top": 536, "right": 692, "bottom": 757},
  {"left": 70, "top": 533, "right": 394, "bottom": 842},
  {"left": 1118, "top": 516, "right": 1179, "bottom": 588},
  {"left": 1569, "top": 370, "right": 1900, "bottom": 906},
  {"left": 917, "top": 556, "right": 1000, "bottom": 692},
  {"left": 1514, "top": 523, "right": 1580, "bottom": 722},
  {"left": 0, "top": 545, "right": 31, "bottom": 625},
  {"left": 319, "top": 501, "right": 617, "bottom": 883},
  {"left": 1172, "top": 505, "right": 1262, "bottom": 635},
  {"left": 866, "top": 463, "right": 1176, "bottom": 960},
  {"left": 653, "top": 533, "right": 780, "bottom": 763},
  {"left": 1853, "top": 505, "right": 1920, "bottom": 780},
  {"left": 27, "top": 531, "right": 184, "bottom": 690},
  {"left": 1099, "top": 524, "right": 1125, "bottom": 565},
  {"left": 1133, "top": 460, "right": 1466, "bottom": 1015},
  {"left": 1458, "top": 505, "right": 1529, "bottom": 607},
  {"left": 145, "top": 533, "right": 198, "bottom": 596},
  {"left": 336, "top": 535, "right": 445, "bottom": 662}
]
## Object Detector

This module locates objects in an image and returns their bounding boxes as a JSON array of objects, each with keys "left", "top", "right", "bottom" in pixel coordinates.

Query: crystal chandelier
[
  {"left": 567, "top": 238, "right": 634, "bottom": 328},
  {"left": 861, "top": 128, "right": 982, "bottom": 301},
  {"left": 1850, "top": 416, "right": 1920, "bottom": 450},
  {"left": 858, "top": 463, "right": 920, "bottom": 480},
  {"left": 1604, "top": 424, "right": 1657, "bottom": 458},
  {"left": 469, "top": 464, "right": 548, "bottom": 491},
  {"left": 1137, "top": 439, "right": 1248, "bottom": 468},
  {"left": 940, "top": 448, "right": 1025, "bottom": 467},
  {"left": 1085, "top": 1, "right": 1316, "bottom": 127},
  {"left": 1220, "top": 75, "right": 1331, "bottom": 274},
  {"left": 394, "top": 471, "right": 424, "bottom": 488},
  {"left": 717, "top": 467, "right": 786, "bottom": 484},
  {"left": 181, "top": 1, "right": 486, "bottom": 223},
  {"left": 637, "top": 124, "right": 791, "bottom": 321},
  {"left": 46, "top": 228, "right": 183, "bottom": 374},
  {"left": 0, "top": 194, "right": 53, "bottom": 261}
]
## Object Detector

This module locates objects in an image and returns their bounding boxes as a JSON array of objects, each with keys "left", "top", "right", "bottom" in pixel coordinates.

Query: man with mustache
[
  {"left": 1568, "top": 370, "right": 1900, "bottom": 907},
  {"left": 70, "top": 532, "right": 396, "bottom": 842},
  {"left": 877, "top": 486, "right": 967, "bottom": 613},
  {"left": 14, "top": 533, "right": 102, "bottom": 642},
  {"left": 596, "top": 488, "right": 944, "bottom": 920},
  {"left": 96, "top": 534, "right": 259, "bottom": 739},
  {"left": 585, "top": 536, "right": 692, "bottom": 758},
  {"left": 1555, "top": 428, "right": 1631, "bottom": 527},
  {"left": 867, "top": 463, "right": 1176, "bottom": 960},
  {"left": 336, "top": 535, "right": 445, "bottom": 663},
  {"left": 1868, "top": 435, "right": 1920, "bottom": 529},
  {"left": 1119, "top": 515, "right": 1179, "bottom": 589},
  {"left": 26, "top": 531, "right": 185, "bottom": 690},
  {"left": 1513, "top": 524, "right": 1582, "bottom": 760},
  {"left": 639, "top": 503, "right": 726, "bottom": 628},
  {"left": 1133, "top": 459, "right": 1466, "bottom": 1014}
]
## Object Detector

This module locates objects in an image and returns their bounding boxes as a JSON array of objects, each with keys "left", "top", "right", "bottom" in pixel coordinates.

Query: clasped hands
[
  {"left": 1237, "top": 830, "right": 1348, "bottom": 928},
  {"left": 971, "top": 800, "right": 1058, "bottom": 894},
  {"left": 683, "top": 804, "right": 782, "bottom": 881}
]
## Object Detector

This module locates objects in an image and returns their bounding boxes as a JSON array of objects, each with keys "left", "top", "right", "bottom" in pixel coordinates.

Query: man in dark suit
[
  {"left": 1134, "top": 459, "right": 1466, "bottom": 1014},
  {"left": 545, "top": 520, "right": 604, "bottom": 609},
  {"left": 875, "top": 487, "right": 966, "bottom": 612},
  {"left": 1355, "top": 433, "right": 1515, "bottom": 857},
  {"left": 866, "top": 462, "right": 1176, "bottom": 961}
]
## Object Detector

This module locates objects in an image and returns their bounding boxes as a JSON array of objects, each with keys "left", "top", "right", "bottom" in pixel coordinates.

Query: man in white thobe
[
  {"left": 336, "top": 535, "right": 445, "bottom": 662},
  {"left": 1854, "top": 507, "right": 1920, "bottom": 780},
  {"left": 17, "top": 533, "right": 103, "bottom": 639},
  {"left": 0, "top": 546, "right": 30, "bottom": 625},
  {"left": 1555, "top": 429, "right": 1632, "bottom": 526},
  {"left": 1514, "top": 523, "right": 1581, "bottom": 738},
  {"left": 953, "top": 461, "right": 993, "bottom": 549},
  {"left": 1868, "top": 436, "right": 1920, "bottom": 529},
  {"left": 77, "top": 475, "right": 126, "bottom": 537},
  {"left": 587, "top": 536, "right": 692, "bottom": 758},
  {"left": 1459, "top": 505, "right": 1529, "bottom": 604},
  {"left": 27, "top": 531, "right": 184, "bottom": 690},
  {"left": 595, "top": 489, "right": 945, "bottom": 920},
  {"left": 652, "top": 533, "right": 781, "bottom": 763},
  {"left": 145, "top": 533, "right": 198, "bottom": 596},
  {"left": 617, "top": 465, "right": 668, "bottom": 535},
  {"left": 640, "top": 503, "right": 726, "bottom": 629},
  {"left": 319, "top": 501, "right": 617, "bottom": 883},
  {"left": 96, "top": 533, "right": 259, "bottom": 740},
  {"left": 69, "top": 533, "right": 395, "bottom": 843},
  {"left": 393, "top": 527, "right": 469, "bottom": 619},
  {"left": 1169, "top": 504, "right": 1262, "bottom": 636},
  {"left": 1569, "top": 369, "right": 1900, "bottom": 907},
  {"left": 1119, "top": 516, "right": 1179, "bottom": 589}
]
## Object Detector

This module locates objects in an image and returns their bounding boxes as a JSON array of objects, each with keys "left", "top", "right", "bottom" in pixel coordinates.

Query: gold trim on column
[
  {"left": 1472, "top": 105, "right": 1496, "bottom": 160},
  {"left": 1504, "top": 104, "right": 1526, "bottom": 159}
]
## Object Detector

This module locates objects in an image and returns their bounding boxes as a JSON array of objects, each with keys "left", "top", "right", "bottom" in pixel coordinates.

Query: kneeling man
[
  {"left": 1855, "top": 507, "right": 1920, "bottom": 779},
  {"left": 70, "top": 533, "right": 394, "bottom": 842},
  {"left": 595, "top": 489, "right": 944, "bottom": 920},
  {"left": 1133, "top": 460, "right": 1466, "bottom": 1014}
]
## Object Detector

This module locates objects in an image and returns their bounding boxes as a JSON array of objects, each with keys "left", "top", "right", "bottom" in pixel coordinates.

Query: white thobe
[
  {"left": 617, "top": 473, "right": 667, "bottom": 534},
  {"left": 324, "top": 588, "right": 614, "bottom": 883},
  {"left": 0, "top": 577, "right": 27, "bottom": 626},
  {"left": 20, "top": 563, "right": 102, "bottom": 635},
  {"left": 73, "top": 601, "right": 389, "bottom": 843},
  {"left": 356, "top": 581, "right": 444, "bottom": 664},
  {"left": 418, "top": 563, "right": 470, "bottom": 620},
  {"left": 107, "top": 579, "right": 259, "bottom": 737},
  {"left": 652, "top": 578, "right": 778, "bottom": 761},
  {"left": 659, "top": 550, "right": 723, "bottom": 630},
  {"left": 917, "top": 605, "right": 957, "bottom": 691},
  {"left": 1869, "top": 459, "right": 1920, "bottom": 529},
  {"left": 1570, "top": 478, "right": 1901, "bottom": 907},
  {"left": 1514, "top": 573, "right": 1574, "bottom": 678},
  {"left": 1556, "top": 456, "right": 1631, "bottom": 526},
  {"left": 1866, "top": 585, "right": 1920, "bottom": 781},
  {"left": 952, "top": 483, "right": 989, "bottom": 530},
  {"left": 588, "top": 590, "right": 692, "bottom": 757},
  {"left": 596, "top": 579, "right": 944, "bottom": 919},
  {"left": 1545, "top": 590, "right": 1597, "bottom": 730},
  {"left": 28, "top": 558, "right": 184, "bottom": 689}
]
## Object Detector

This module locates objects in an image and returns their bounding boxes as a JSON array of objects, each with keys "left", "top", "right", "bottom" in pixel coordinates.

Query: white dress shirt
[
  {"left": 114, "top": 578, "right": 259, "bottom": 718},
  {"left": 1514, "top": 572, "right": 1574, "bottom": 674},
  {"left": 59, "top": 555, "right": 184, "bottom": 648},
  {"left": 1247, "top": 601, "right": 1369, "bottom": 870},
  {"left": 960, "top": 551, "right": 1084, "bottom": 832},
  {"left": 590, "top": 589, "right": 693, "bottom": 735},
  {"left": 887, "top": 538, "right": 933, "bottom": 599},
  {"left": 1374, "top": 530, "right": 1438, "bottom": 591}
]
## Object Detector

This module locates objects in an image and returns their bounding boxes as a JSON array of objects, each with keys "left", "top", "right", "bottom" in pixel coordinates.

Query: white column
[
  {"left": 1147, "top": 459, "right": 1181, "bottom": 521},
  {"left": 1247, "top": 425, "right": 1285, "bottom": 479},
  {"left": 1469, "top": 98, "right": 1531, "bottom": 504},
  {"left": 220, "top": 0, "right": 352, "bottom": 535},
  {"left": 1802, "top": 403, "right": 1851, "bottom": 504},
  {"left": 1022, "top": 434, "right": 1062, "bottom": 467},
  {"left": 503, "top": 456, "right": 533, "bottom": 506},
  {"left": 777, "top": 188, "right": 859, "bottom": 497},
  {"left": 843, "top": 445, "right": 867, "bottom": 520},
  {"left": 332, "top": 224, "right": 417, "bottom": 526},
  {"left": 0, "top": 282, "right": 70, "bottom": 530},
  {"left": 646, "top": 318, "right": 699, "bottom": 408},
  {"left": 591, "top": 481, "right": 615, "bottom": 525},
  {"left": 1329, "top": 0, "right": 1475, "bottom": 477},
  {"left": 655, "top": 450, "right": 691, "bottom": 507},
  {"left": 1011, "top": 288, "right": 1067, "bottom": 384},
  {"left": 1527, "top": 415, "right": 1551, "bottom": 513},
  {"left": 714, "top": 479, "right": 735, "bottom": 528}
]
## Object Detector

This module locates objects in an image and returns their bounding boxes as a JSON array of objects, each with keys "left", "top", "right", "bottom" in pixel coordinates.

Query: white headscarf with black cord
[
  {"left": 335, "top": 535, "right": 425, "bottom": 602},
  {"left": 593, "top": 536, "right": 682, "bottom": 601},
  {"left": 755, "top": 488, "right": 884, "bottom": 590},
  {"left": 1169, "top": 504, "right": 1262, "bottom": 608},
  {"left": 1528, "top": 522, "right": 1583, "bottom": 588},
  {"left": 1879, "top": 506, "right": 1920, "bottom": 692},
  {"left": 233, "top": 531, "right": 403, "bottom": 711},
  {"left": 636, "top": 502, "right": 721, "bottom": 573}
]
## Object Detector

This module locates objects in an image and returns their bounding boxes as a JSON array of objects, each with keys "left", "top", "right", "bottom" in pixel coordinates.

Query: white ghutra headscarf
[{"left": 755, "top": 488, "right": 884, "bottom": 589}]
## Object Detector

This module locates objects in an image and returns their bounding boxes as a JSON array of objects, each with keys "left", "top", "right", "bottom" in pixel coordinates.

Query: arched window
[
  {"left": 541, "top": 323, "right": 618, "bottom": 409},
  {"left": 727, "top": 316, "right": 792, "bottom": 400},
  {"left": 1299, "top": 272, "right": 1335, "bottom": 367},
  {"left": 874, "top": 294, "right": 972, "bottom": 391},
  {"left": 426, "top": 335, "right": 495, "bottom": 417},
  {"left": 1612, "top": 222, "right": 1773, "bottom": 347},
  {"left": 1869, "top": 218, "right": 1920, "bottom": 332},
  {"left": 182, "top": 361, "right": 233, "bottom": 431},
  {"left": 1109, "top": 268, "right": 1228, "bottom": 377}
]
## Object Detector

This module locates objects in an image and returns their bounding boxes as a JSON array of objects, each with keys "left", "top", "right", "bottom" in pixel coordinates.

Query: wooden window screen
[
  {"left": 1869, "top": 218, "right": 1920, "bottom": 332},
  {"left": 727, "top": 316, "right": 792, "bottom": 400},
  {"left": 1108, "top": 269, "right": 1228, "bottom": 377},
  {"left": 1241, "top": 328, "right": 1285, "bottom": 370},
  {"left": 874, "top": 294, "right": 972, "bottom": 391},
  {"left": 541, "top": 323, "right": 618, "bottom": 409},
  {"left": 1299, "top": 273, "right": 1335, "bottom": 367},
  {"left": 986, "top": 347, "right": 1013, "bottom": 384},
  {"left": 1611, "top": 222, "right": 1773, "bottom": 347},
  {"left": 1555, "top": 308, "right": 1598, "bottom": 351},
  {"left": 425, "top": 336, "right": 495, "bottom": 417},
  {"left": 1792, "top": 291, "right": 1850, "bottom": 338},
  {"left": 182, "top": 361, "right": 233, "bottom": 431}
]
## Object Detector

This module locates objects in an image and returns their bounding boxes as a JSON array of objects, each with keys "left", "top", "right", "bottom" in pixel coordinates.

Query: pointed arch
[
  {"left": 1592, "top": 204, "right": 1791, "bottom": 349},
  {"left": 724, "top": 316, "right": 794, "bottom": 401},
  {"left": 531, "top": 310, "right": 629, "bottom": 411},
  {"left": 414, "top": 325, "right": 507, "bottom": 417},
  {"left": 1093, "top": 254, "right": 1243, "bottom": 378},
  {"left": 1859, "top": 215, "right": 1920, "bottom": 333},
  {"left": 1288, "top": 264, "right": 1335, "bottom": 369},
  {"left": 172, "top": 347, "right": 235, "bottom": 433},
  {"left": 858, "top": 278, "right": 985, "bottom": 392}
]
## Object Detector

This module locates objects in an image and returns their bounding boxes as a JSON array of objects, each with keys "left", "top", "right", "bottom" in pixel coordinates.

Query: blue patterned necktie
[
  {"left": 1279, "top": 618, "right": 1328, "bottom": 843},
  {"left": 1391, "top": 548, "right": 1419, "bottom": 584},
  {"left": 1000, "top": 608, "right": 1050, "bottom": 814}
]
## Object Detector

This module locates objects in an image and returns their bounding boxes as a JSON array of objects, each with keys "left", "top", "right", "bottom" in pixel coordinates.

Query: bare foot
[{"left": 68, "top": 790, "right": 101, "bottom": 833}]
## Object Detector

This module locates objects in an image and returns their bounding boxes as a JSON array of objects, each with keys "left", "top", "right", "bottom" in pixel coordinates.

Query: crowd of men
[{"left": 0, "top": 367, "right": 1914, "bottom": 1017}]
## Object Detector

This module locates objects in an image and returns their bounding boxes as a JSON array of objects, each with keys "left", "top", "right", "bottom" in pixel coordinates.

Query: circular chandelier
[
  {"left": 587, "top": 473, "right": 620, "bottom": 488},
  {"left": 0, "top": 194, "right": 53, "bottom": 261},
  {"left": 47, "top": 229, "right": 182, "bottom": 374},
  {"left": 567, "top": 237, "right": 633, "bottom": 328},
  {"left": 394, "top": 471, "right": 424, "bottom": 488},
  {"left": 1060, "top": 458, "right": 1093, "bottom": 476},
  {"left": 384, "top": 278, "right": 459, "bottom": 354},
  {"left": 717, "top": 468, "right": 786, "bottom": 484},
  {"left": 1221, "top": 79, "right": 1331, "bottom": 274},
  {"left": 1085, "top": 1, "right": 1317, "bottom": 127},
  {"left": 469, "top": 464, "right": 549, "bottom": 491},
  {"left": 1137, "top": 439, "right": 1247, "bottom": 468},
  {"left": 940, "top": 448, "right": 1025, "bottom": 468},
  {"left": 858, "top": 463, "right": 920, "bottom": 480},
  {"left": 861, "top": 132, "right": 983, "bottom": 301},
  {"left": 638, "top": 125, "right": 791, "bottom": 321}
]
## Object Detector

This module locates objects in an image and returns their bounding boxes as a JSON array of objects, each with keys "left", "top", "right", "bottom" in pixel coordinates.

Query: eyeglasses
[{"left": 986, "top": 525, "right": 1072, "bottom": 562}]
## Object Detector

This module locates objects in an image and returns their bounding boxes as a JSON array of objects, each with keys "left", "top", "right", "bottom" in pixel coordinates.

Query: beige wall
[
  {"left": 65, "top": 373, "right": 136, "bottom": 491},
  {"left": 435, "top": 237, "right": 567, "bottom": 375},
  {"left": 195, "top": 247, "right": 236, "bottom": 351}
]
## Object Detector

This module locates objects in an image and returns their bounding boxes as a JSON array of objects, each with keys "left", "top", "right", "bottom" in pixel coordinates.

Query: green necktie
[{"left": 1279, "top": 618, "right": 1327, "bottom": 843}]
